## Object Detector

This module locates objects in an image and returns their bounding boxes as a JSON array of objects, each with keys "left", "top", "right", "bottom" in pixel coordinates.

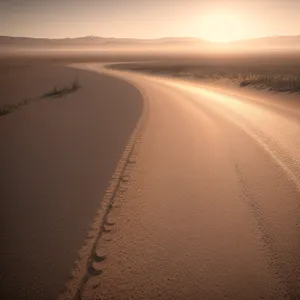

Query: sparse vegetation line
[
  {"left": 41, "top": 79, "right": 80, "bottom": 99},
  {"left": 0, "top": 79, "right": 81, "bottom": 117},
  {"left": 109, "top": 63, "right": 300, "bottom": 94},
  {"left": 0, "top": 98, "right": 31, "bottom": 117}
]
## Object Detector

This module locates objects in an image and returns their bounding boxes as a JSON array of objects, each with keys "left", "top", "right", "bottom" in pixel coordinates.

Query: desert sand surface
[
  {"left": 68, "top": 64, "right": 300, "bottom": 300},
  {"left": 0, "top": 63, "right": 143, "bottom": 300}
]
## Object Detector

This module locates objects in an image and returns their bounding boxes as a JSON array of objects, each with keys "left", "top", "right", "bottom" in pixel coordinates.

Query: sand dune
[
  {"left": 68, "top": 64, "right": 300, "bottom": 300},
  {"left": 0, "top": 63, "right": 143, "bottom": 300},
  {"left": 2, "top": 57, "right": 300, "bottom": 300}
]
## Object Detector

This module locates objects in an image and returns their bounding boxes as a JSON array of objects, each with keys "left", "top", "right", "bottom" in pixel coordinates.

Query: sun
[{"left": 198, "top": 10, "right": 246, "bottom": 43}]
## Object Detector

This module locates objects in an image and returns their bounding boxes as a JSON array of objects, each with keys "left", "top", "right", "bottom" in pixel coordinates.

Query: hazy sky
[{"left": 1, "top": 0, "right": 300, "bottom": 42}]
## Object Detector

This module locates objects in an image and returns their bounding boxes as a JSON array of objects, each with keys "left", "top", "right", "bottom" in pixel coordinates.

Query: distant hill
[
  {"left": 0, "top": 36, "right": 212, "bottom": 50},
  {"left": 0, "top": 35, "right": 300, "bottom": 51}
]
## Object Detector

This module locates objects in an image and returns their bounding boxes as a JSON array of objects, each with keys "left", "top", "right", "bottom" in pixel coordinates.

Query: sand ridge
[
  {"left": 0, "top": 63, "right": 143, "bottom": 300},
  {"left": 73, "top": 64, "right": 300, "bottom": 300},
  {"left": 57, "top": 72, "right": 148, "bottom": 299}
]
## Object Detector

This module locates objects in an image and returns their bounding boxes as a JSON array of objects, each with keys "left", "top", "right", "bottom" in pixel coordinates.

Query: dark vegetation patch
[
  {"left": 0, "top": 79, "right": 81, "bottom": 117},
  {"left": 41, "top": 79, "right": 80, "bottom": 99},
  {"left": 0, "top": 99, "right": 31, "bottom": 116}
]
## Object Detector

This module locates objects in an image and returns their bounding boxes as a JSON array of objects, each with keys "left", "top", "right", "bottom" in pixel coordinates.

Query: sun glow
[{"left": 198, "top": 10, "right": 246, "bottom": 43}]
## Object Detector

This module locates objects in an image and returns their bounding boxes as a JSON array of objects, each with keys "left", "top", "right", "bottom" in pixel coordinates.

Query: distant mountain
[
  {"left": 0, "top": 35, "right": 211, "bottom": 50},
  {"left": 0, "top": 35, "right": 300, "bottom": 51}
]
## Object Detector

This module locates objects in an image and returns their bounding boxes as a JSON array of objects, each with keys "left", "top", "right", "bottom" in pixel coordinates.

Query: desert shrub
[{"left": 0, "top": 104, "right": 18, "bottom": 116}]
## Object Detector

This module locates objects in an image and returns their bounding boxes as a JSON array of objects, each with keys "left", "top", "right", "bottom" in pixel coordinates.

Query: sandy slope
[
  {"left": 0, "top": 64, "right": 143, "bottom": 300},
  {"left": 76, "top": 65, "right": 300, "bottom": 300}
]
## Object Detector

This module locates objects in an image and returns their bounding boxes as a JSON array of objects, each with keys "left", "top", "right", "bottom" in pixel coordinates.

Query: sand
[
  {"left": 75, "top": 65, "right": 300, "bottom": 300},
  {"left": 0, "top": 63, "right": 143, "bottom": 300},
  {"left": 2, "top": 56, "right": 300, "bottom": 300}
]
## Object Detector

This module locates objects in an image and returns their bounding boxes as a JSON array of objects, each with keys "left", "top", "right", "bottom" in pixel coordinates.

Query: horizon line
[{"left": 1, "top": 34, "right": 300, "bottom": 44}]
